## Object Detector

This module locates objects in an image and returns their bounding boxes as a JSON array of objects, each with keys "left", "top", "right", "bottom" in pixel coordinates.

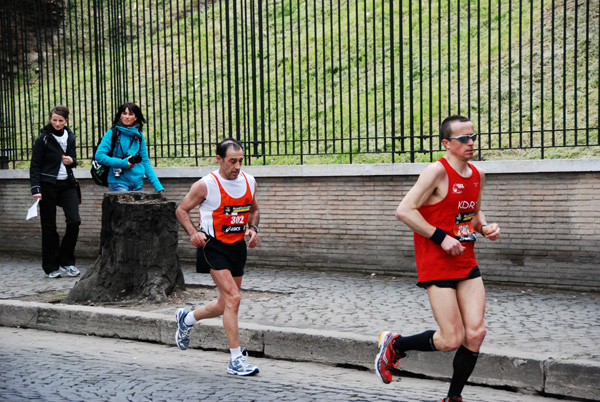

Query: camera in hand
[{"left": 128, "top": 154, "right": 142, "bottom": 164}]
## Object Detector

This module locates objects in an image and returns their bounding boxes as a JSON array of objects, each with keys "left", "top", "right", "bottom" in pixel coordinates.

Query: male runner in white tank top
[{"left": 174, "top": 138, "right": 261, "bottom": 376}]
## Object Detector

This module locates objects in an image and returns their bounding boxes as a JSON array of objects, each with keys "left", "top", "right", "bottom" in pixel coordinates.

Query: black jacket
[{"left": 30, "top": 125, "right": 78, "bottom": 195}]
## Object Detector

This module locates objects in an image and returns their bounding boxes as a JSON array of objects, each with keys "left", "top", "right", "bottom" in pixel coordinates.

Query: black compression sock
[
  {"left": 393, "top": 330, "right": 437, "bottom": 354},
  {"left": 448, "top": 345, "right": 479, "bottom": 398}
]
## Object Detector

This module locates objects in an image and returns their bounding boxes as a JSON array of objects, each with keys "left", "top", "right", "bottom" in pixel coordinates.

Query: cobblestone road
[{"left": 0, "top": 327, "right": 574, "bottom": 402}]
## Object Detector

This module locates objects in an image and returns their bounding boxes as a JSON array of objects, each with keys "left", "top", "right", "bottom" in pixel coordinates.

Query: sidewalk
[{"left": 0, "top": 254, "right": 598, "bottom": 401}]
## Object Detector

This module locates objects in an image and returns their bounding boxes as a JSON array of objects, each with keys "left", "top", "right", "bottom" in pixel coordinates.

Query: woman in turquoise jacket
[{"left": 95, "top": 103, "right": 164, "bottom": 193}]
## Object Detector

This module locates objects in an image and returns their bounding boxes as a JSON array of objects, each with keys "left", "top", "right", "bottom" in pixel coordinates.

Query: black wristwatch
[{"left": 249, "top": 225, "right": 259, "bottom": 233}]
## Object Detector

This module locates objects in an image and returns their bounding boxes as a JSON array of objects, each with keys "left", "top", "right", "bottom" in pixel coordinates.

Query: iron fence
[{"left": 0, "top": 0, "right": 598, "bottom": 168}]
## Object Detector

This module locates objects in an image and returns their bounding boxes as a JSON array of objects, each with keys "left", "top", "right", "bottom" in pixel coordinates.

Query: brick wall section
[{"left": 2, "top": 160, "right": 598, "bottom": 291}]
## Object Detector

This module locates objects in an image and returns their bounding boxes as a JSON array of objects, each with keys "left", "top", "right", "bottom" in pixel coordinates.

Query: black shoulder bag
[{"left": 90, "top": 128, "right": 119, "bottom": 186}]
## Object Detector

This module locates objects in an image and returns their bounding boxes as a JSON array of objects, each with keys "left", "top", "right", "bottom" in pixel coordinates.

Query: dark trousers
[{"left": 40, "top": 180, "right": 81, "bottom": 274}]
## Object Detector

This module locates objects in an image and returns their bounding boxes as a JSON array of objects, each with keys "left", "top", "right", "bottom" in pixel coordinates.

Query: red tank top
[
  {"left": 210, "top": 172, "right": 253, "bottom": 244},
  {"left": 413, "top": 158, "right": 480, "bottom": 282}
]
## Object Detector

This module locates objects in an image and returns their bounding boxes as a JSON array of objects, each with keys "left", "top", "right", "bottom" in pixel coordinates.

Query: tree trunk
[{"left": 65, "top": 192, "right": 184, "bottom": 305}]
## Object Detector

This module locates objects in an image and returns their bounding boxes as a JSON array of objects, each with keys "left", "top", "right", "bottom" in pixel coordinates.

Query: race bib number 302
[{"left": 222, "top": 204, "right": 251, "bottom": 233}]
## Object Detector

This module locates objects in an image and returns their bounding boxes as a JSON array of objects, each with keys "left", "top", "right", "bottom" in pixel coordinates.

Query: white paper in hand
[{"left": 26, "top": 199, "right": 40, "bottom": 220}]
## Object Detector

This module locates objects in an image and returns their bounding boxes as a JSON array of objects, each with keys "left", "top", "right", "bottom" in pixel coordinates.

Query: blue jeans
[{"left": 108, "top": 183, "right": 143, "bottom": 192}]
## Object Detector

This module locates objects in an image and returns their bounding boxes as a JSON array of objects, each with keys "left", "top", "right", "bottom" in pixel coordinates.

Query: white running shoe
[
  {"left": 60, "top": 265, "right": 80, "bottom": 277},
  {"left": 45, "top": 270, "right": 61, "bottom": 279},
  {"left": 227, "top": 352, "right": 259, "bottom": 376},
  {"left": 175, "top": 308, "right": 192, "bottom": 350}
]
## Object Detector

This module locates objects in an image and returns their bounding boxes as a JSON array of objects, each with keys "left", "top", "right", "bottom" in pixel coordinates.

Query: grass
[{"left": 9, "top": 0, "right": 600, "bottom": 168}]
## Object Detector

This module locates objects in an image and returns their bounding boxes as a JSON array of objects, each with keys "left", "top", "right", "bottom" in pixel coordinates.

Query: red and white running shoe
[{"left": 374, "top": 331, "right": 404, "bottom": 384}]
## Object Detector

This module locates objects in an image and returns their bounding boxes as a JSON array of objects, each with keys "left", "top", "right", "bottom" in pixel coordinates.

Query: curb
[{"left": 1, "top": 300, "right": 598, "bottom": 401}]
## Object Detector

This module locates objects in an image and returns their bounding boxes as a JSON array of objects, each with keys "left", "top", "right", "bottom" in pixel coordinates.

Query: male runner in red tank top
[{"left": 375, "top": 116, "right": 501, "bottom": 402}]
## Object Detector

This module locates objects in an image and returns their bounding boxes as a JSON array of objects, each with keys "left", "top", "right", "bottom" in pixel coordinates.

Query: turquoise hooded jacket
[{"left": 94, "top": 123, "right": 164, "bottom": 192}]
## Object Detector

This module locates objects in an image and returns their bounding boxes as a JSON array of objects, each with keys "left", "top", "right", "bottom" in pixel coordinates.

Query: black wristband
[
  {"left": 480, "top": 224, "right": 488, "bottom": 237},
  {"left": 249, "top": 225, "right": 259, "bottom": 233},
  {"left": 430, "top": 227, "right": 446, "bottom": 245}
]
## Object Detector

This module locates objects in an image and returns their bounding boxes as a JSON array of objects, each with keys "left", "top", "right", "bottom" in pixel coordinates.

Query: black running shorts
[{"left": 196, "top": 236, "right": 247, "bottom": 277}]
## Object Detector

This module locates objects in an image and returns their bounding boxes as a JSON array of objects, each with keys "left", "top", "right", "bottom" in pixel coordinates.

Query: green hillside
[{"left": 11, "top": 0, "right": 599, "bottom": 167}]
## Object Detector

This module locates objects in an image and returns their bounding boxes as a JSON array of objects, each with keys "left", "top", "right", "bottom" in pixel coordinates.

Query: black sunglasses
[{"left": 447, "top": 133, "right": 477, "bottom": 144}]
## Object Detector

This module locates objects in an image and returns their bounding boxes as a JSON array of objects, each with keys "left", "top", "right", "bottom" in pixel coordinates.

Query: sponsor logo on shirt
[
  {"left": 453, "top": 183, "right": 465, "bottom": 194},
  {"left": 458, "top": 200, "right": 476, "bottom": 210}
]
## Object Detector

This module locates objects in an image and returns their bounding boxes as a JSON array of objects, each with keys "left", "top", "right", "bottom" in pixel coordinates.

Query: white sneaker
[
  {"left": 45, "top": 270, "right": 61, "bottom": 279},
  {"left": 175, "top": 308, "right": 192, "bottom": 350},
  {"left": 60, "top": 265, "right": 80, "bottom": 277},
  {"left": 227, "top": 352, "right": 259, "bottom": 376}
]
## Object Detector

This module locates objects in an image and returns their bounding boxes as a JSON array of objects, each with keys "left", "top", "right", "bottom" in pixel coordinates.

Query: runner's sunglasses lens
[{"left": 448, "top": 133, "right": 477, "bottom": 144}]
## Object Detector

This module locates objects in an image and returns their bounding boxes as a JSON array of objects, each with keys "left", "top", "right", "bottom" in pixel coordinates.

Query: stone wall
[{"left": 2, "top": 159, "right": 599, "bottom": 291}]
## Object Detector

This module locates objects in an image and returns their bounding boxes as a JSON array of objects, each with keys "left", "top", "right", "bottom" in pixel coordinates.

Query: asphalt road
[{"left": 0, "top": 327, "right": 574, "bottom": 402}]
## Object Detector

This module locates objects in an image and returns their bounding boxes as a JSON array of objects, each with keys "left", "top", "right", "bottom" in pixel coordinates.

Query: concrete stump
[{"left": 65, "top": 192, "right": 184, "bottom": 305}]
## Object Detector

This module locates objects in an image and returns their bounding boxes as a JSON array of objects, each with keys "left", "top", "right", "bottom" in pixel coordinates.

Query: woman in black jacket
[{"left": 29, "top": 105, "right": 81, "bottom": 279}]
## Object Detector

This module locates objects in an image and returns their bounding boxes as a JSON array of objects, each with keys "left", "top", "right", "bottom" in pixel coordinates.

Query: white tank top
[{"left": 198, "top": 170, "right": 256, "bottom": 239}]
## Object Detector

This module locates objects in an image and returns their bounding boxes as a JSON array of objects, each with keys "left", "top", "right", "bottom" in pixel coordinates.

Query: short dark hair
[
  {"left": 216, "top": 137, "right": 244, "bottom": 158},
  {"left": 112, "top": 102, "right": 146, "bottom": 128},
  {"left": 49, "top": 105, "right": 70, "bottom": 121},
  {"left": 440, "top": 115, "right": 471, "bottom": 141}
]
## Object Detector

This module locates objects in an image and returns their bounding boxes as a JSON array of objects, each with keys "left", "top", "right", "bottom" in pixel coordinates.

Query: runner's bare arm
[
  {"left": 176, "top": 180, "right": 208, "bottom": 248},
  {"left": 396, "top": 162, "right": 465, "bottom": 256},
  {"left": 472, "top": 170, "right": 501, "bottom": 241},
  {"left": 396, "top": 162, "right": 447, "bottom": 237},
  {"left": 246, "top": 182, "right": 260, "bottom": 249}
]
